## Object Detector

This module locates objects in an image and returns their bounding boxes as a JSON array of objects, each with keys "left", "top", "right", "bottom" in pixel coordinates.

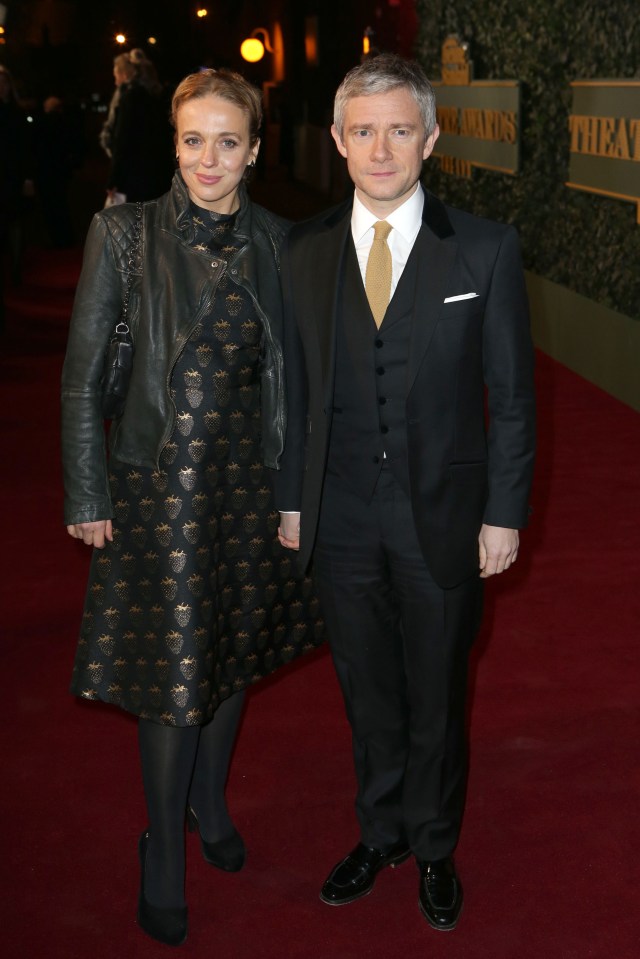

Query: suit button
[
  {"left": 376, "top": 366, "right": 385, "bottom": 375},
  {"left": 378, "top": 397, "right": 387, "bottom": 405},
  {"left": 375, "top": 338, "right": 384, "bottom": 348},
  {"left": 372, "top": 456, "right": 380, "bottom": 464},
  {"left": 381, "top": 425, "right": 389, "bottom": 434}
]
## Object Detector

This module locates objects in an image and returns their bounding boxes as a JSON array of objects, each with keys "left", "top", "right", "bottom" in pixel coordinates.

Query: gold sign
[
  {"left": 432, "top": 36, "right": 520, "bottom": 178},
  {"left": 441, "top": 35, "right": 472, "bottom": 86},
  {"left": 567, "top": 80, "right": 640, "bottom": 223}
]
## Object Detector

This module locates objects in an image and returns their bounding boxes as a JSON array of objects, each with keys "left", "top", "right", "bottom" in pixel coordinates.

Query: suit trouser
[{"left": 313, "top": 465, "right": 483, "bottom": 861}]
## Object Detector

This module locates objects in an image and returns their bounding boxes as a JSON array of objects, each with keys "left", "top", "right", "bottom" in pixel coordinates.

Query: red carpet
[{"left": 1, "top": 244, "right": 639, "bottom": 958}]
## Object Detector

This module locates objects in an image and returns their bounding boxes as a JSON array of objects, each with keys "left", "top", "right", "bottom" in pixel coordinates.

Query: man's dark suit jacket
[{"left": 276, "top": 187, "right": 536, "bottom": 590}]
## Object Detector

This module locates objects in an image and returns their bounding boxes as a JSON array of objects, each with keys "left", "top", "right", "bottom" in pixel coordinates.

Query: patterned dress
[{"left": 70, "top": 203, "right": 323, "bottom": 725}]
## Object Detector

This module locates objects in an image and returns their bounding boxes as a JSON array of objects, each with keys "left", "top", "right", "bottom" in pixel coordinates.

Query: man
[{"left": 276, "top": 54, "right": 535, "bottom": 931}]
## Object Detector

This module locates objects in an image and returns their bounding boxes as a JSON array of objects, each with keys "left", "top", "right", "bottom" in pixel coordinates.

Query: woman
[
  {"left": 61, "top": 69, "right": 323, "bottom": 946},
  {"left": 102, "top": 49, "right": 173, "bottom": 203}
]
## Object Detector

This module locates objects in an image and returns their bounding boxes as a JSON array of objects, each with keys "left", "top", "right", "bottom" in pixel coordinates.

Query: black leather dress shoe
[
  {"left": 418, "top": 857, "right": 463, "bottom": 931},
  {"left": 320, "top": 841, "right": 411, "bottom": 905}
]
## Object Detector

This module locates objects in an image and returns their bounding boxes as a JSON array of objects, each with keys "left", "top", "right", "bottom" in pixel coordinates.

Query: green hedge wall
[{"left": 415, "top": 0, "right": 640, "bottom": 320}]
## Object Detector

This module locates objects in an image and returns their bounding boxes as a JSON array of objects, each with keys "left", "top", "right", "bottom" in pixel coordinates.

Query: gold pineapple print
[
  {"left": 178, "top": 467, "right": 197, "bottom": 491},
  {"left": 131, "top": 525, "right": 147, "bottom": 549},
  {"left": 171, "top": 684, "right": 189, "bottom": 708},
  {"left": 139, "top": 497, "right": 155, "bottom": 521},
  {"left": 166, "top": 631, "right": 184, "bottom": 655},
  {"left": 213, "top": 319, "right": 232, "bottom": 342},
  {"left": 126, "top": 470, "right": 143, "bottom": 494},
  {"left": 174, "top": 604, "right": 192, "bottom": 627},
  {"left": 155, "top": 658, "right": 170, "bottom": 681},
  {"left": 229, "top": 410, "right": 245, "bottom": 434},
  {"left": 231, "top": 486, "right": 248, "bottom": 509},
  {"left": 182, "top": 520, "right": 201, "bottom": 545},
  {"left": 164, "top": 494, "right": 183, "bottom": 519},
  {"left": 161, "top": 442, "right": 178, "bottom": 465},
  {"left": 196, "top": 343, "right": 214, "bottom": 367},
  {"left": 180, "top": 656, "right": 197, "bottom": 680},
  {"left": 187, "top": 573, "right": 204, "bottom": 597},
  {"left": 151, "top": 469, "right": 169, "bottom": 492},
  {"left": 114, "top": 579, "right": 130, "bottom": 602},
  {"left": 213, "top": 370, "right": 231, "bottom": 406},
  {"left": 121, "top": 552, "right": 136, "bottom": 574},
  {"left": 237, "top": 437, "right": 253, "bottom": 460},
  {"left": 204, "top": 410, "right": 222, "bottom": 434},
  {"left": 103, "top": 607, "right": 120, "bottom": 629},
  {"left": 188, "top": 438, "right": 207, "bottom": 463},
  {"left": 176, "top": 412, "right": 194, "bottom": 436},
  {"left": 137, "top": 578, "right": 153, "bottom": 601},
  {"left": 240, "top": 319, "right": 259, "bottom": 343},
  {"left": 242, "top": 512, "right": 259, "bottom": 534},
  {"left": 226, "top": 291, "right": 243, "bottom": 316},
  {"left": 191, "top": 492, "right": 208, "bottom": 516},
  {"left": 96, "top": 555, "right": 112, "bottom": 580},
  {"left": 248, "top": 536, "right": 265, "bottom": 558},
  {"left": 87, "top": 661, "right": 105, "bottom": 684},
  {"left": 114, "top": 499, "right": 130, "bottom": 522},
  {"left": 154, "top": 523, "right": 173, "bottom": 547},
  {"left": 222, "top": 343, "right": 239, "bottom": 366},
  {"left": 169, "top": 549, "right": 187, "bottom": 573},
  {"left": 143, "top": 551, "right": 159, "bottom": 573},
  {"left": 160, "top": 577, "right": 178, "bottom": 600},
  {"left": 255, "top": 485, "right": 271, "bottom": 508},
  {"left": 97, "top": 634, "right": 115, "bottom": 656}
]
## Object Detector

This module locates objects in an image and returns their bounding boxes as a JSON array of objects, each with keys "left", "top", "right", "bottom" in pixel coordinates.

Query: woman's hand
[{"left": 67, "top": 520, "right": 113, "bottom": 549}]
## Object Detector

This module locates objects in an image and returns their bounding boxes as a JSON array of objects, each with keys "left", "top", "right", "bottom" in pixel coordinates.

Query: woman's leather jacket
[{"left": 61, "top": 173, "right": 289, "bottom": 525}]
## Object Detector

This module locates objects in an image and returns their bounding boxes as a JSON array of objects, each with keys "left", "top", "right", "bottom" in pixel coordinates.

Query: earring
[{"left": 248, "top": 160, "right": 255, "bottom": 168}]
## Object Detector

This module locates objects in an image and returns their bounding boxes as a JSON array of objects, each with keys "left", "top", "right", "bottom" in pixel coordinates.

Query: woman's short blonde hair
[{"left": 171, "top": 68, "right": 262, "bottom": 145}]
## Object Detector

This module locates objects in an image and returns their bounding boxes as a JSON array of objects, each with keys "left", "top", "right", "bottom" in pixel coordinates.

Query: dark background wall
[
  {"left": 415, "top": 0, "right": 640, "bottom": 322},
  {"left": 2, "top": 0, "right": 639, "bottom": 374}
]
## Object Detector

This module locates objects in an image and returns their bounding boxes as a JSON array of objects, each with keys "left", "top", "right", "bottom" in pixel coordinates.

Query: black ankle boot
[
  {"left": 137, "top": 831, "right": 188, "bottom": 946},
  {"left": 187, "top": 807, "right": 246, "bottom": 872}
]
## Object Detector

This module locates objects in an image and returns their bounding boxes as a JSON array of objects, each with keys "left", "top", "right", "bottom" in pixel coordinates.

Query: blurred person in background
[
  {"left": 0, "top": 63, "right": 33, "bottom": 327},
  {"left": 103, "top": 48, "right": 173, "bottom": 205},
  {"left": 33, "top": 95, "right": 84, "bottom": 248},
  {"left": 61, "top": 67, "right": 323, "bottom": 947}
]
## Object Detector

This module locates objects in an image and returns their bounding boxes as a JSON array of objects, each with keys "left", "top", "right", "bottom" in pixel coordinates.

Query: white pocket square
[{"left": 444, "top": 293, "right": 479, "bottom": 303}]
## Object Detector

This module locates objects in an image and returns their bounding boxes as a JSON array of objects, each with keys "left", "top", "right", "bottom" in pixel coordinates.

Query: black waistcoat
[{"left": 326, "top": 236, "right": 418, "bottom": 502}]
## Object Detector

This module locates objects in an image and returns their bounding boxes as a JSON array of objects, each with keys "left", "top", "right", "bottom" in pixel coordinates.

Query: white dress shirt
[{"left": 351, "top": 184, "right": 425, "bottom": 296}]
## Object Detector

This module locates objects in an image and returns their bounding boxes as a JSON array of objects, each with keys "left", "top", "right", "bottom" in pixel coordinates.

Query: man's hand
[
  {"left": 67, "top": 520, "right": 113, "bottom": 549},
  {"left": 478, "top": 524, "right": 519, "bottom": 578},
  {"left": 278, "top": 512, "right": 300, "bottom": 550}
]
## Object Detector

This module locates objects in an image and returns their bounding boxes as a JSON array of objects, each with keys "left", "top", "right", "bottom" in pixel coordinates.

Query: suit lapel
[
  {"left": 407, "top": 191, "right": 458, "bottom": 393},
  {"left": 305, "top": 206, "right": 352, "bottom": 401}
]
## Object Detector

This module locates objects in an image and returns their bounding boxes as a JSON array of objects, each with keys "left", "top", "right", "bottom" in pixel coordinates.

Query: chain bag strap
[{"left": 100, "top": 202, "right": 143, "bottom": 419}]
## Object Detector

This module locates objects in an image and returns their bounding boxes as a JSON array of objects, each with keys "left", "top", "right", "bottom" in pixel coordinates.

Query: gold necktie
[{"left": 365, "top": 220, "right": 393, "bottom": 329}]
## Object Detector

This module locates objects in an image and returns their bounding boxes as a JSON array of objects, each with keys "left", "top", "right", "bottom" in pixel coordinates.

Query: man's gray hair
[{"left": 333, "top": 53, "right": 437, "bottom": 141}]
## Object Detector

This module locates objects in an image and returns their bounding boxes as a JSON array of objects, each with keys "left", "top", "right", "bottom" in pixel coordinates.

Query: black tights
[{"left": 138, "top": 690, "right": 245, "bottom": 908}]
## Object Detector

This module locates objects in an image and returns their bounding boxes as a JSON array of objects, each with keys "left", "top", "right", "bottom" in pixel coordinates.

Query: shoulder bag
[{"left": 100, "top": 201, "right": 143, "bottom": 419}]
